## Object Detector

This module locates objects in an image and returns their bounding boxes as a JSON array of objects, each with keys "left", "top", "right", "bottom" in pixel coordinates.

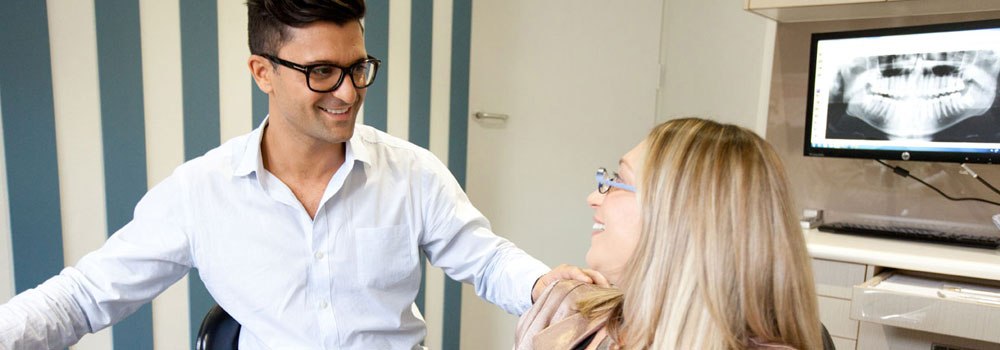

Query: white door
[{"left": 461, "top": 1, "right": 663, "bottom": 348}]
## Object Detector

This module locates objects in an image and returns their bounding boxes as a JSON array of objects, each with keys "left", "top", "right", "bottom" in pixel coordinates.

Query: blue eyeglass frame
[{"left": 596, "top": 167, "right": 636, "bottom": 193}]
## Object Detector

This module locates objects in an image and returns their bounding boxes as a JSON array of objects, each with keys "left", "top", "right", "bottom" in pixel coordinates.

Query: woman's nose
[{"left": 587, "top": 189, "right": 603, "bottom": 208}]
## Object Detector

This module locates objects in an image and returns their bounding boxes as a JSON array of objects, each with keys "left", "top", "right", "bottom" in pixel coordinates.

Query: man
[{"left": 0, "top": 0, "right": 606, "bottom": 348}]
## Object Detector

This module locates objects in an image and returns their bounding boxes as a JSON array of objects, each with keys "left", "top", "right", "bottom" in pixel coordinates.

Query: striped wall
[{"left": 0, "top": 0, "right": 470, "bottom": 349}]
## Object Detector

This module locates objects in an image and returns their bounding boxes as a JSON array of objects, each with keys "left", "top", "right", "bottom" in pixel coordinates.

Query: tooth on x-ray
[{"left": 837, "top": 50, "right": 1000, "bottom": 140}]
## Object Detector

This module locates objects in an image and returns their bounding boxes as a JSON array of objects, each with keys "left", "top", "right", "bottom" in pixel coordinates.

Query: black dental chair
[
  {"left": 196, "top": 304, "right": 241, "bottom": 350},
  {"left": 821, "top": 323, "right": 836, "bottom": 349}
]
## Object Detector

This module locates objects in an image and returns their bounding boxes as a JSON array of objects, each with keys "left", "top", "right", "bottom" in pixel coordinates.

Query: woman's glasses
[{"left": 596, "top": 167, "right": 636, "bottom": 194}]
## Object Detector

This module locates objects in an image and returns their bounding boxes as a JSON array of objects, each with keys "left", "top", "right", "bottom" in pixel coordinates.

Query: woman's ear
[{"left": 248, "top": 55, "right": 274, "bottom": 94}]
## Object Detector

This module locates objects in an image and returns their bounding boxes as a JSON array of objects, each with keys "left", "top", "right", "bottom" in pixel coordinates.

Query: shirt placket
[{"left": 309, "top": 208, "right": 339, "bottom": 348}]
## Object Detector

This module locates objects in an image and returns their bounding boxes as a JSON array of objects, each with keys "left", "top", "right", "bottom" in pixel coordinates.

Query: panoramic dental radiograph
[{"left": 827, "top": 50, "right": 1000, "bottom": 141}]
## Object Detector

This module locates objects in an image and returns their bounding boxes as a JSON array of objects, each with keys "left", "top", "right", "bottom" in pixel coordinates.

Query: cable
[
  {"left": 875, "top": 159, "right": 1000, "bottom": 207},
  {"left": 960, "top": 163, "right": 1000, "bottom": 197}
]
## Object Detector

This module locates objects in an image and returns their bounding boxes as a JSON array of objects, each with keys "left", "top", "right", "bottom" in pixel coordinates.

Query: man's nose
[{"left": 330, "top": 78, "right": 358, "bottom": 104}]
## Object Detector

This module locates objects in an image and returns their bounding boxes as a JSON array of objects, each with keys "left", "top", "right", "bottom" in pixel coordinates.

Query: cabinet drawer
[
  {"left": 831, "top": 336, "right": 855, "bottom": 350},
  {"left": 813, "top": 258, "right": 867, "bottom": 299},
  {"left": 819, "top": 296, "right": 859, "bottom": 339},
  {"left": 856, "top": 321, "right": 1000, "bottom": 350},
  {"left": 851, "top": 271, "right": 1000, "bottom": 343}
]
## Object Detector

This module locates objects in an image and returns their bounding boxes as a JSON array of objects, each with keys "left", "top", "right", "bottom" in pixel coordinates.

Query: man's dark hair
[{"left": 247, "top": 0, "right": 366, "bottom": 55}]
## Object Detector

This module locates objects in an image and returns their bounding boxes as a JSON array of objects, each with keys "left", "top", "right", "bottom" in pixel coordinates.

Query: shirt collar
[
  {"left": 347, "top": 124, "right": 371, "bottom": 167},
  {"left": 232, "top": 116, "right": 373, "bottom": 177}
]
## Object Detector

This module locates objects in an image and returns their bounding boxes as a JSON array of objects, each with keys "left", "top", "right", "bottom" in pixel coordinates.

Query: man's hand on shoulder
[{"left": 531, "top": 264, "right": 609, "bottom": 303}]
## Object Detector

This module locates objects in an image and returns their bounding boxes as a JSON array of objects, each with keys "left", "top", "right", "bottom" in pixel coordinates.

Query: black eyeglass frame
[{"left": 260, "top": 54, "right": 382, "bottom": 93}]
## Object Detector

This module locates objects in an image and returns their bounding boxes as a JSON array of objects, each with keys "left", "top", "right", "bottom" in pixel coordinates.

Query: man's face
[{"left": 264, "top": 21, "right": 367, "bottom": 145}]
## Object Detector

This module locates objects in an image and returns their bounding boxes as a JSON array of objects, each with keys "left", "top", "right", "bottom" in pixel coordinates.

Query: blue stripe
[
  {"left": 409, "top": 0, "right": 433, "bottom": 148},
  {"left": 94, "top": 0, "right": 153, "bottom": 347},
  {"left": 0, "top": 0, "right": 64, "bottom": 295},
  {"left": 180, "top": 0, "right": 221, "bottom": 347},
  {"left": 253, "top": 81, "right": 268, "bottom": 127},
  {"left": 416, "top": 253, "right": 427, "bottom": 314},
  {"left": 364, "top": 0, "right": 389, "bottom": 131},
  {"left": 443, "top": 0, "right": 472, "bottom": 348},
  {"left": 410, "top": 0, "right": 434, "bottom": 316}
]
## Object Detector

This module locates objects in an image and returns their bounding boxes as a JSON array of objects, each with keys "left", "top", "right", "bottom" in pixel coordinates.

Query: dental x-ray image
[{"left": 825, "top": 50, "right": 1000, "bottom": 141}]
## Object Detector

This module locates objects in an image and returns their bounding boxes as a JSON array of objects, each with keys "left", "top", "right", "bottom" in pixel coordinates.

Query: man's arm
[
  {"left": 0, "top": 273, "right": 91, "bottom": 349},
  {"left": 416, "top": 153, "right": 607, "bottom": 315},
  {"left": 0, "top": 172, "right": 193, "bottom": 348}
]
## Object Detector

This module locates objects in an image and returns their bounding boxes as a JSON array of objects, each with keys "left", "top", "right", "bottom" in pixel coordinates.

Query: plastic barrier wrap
[{"left": 851, "top": 271, "right": 1000, "bottom": 343}]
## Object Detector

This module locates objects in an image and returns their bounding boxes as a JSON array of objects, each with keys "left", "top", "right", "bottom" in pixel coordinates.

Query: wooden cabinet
[{"left": 745, "top": 0, "right": 1000, "bottom": 23}]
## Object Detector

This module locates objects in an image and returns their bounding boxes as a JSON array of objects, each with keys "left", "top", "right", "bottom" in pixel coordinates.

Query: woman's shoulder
[
  {"left": 541, "top": 279, "right": 598, "bottom": 304},
  {"left": 514, "top": 280, "right": 600, "bottom": 348},
  {"left": 522, "top": 280, "right": 595, "bottom": 323}
]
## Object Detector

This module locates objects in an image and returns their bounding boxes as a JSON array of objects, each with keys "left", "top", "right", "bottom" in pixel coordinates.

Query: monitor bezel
[{"left": 803, "top": 18, "right": 1000, "bottom": 164}]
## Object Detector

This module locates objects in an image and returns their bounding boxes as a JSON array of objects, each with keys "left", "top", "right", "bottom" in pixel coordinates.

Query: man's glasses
[
  {"left": 596, "top": 168, "right": 635, "bottom": 194},
  {"left": 261, "top": 54, "right": 381, "bottom": 93}
]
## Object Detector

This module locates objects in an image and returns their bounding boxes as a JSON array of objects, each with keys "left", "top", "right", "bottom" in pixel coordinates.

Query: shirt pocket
[{"left": 355, "top": 224, "right": 419, "bottom": 289}]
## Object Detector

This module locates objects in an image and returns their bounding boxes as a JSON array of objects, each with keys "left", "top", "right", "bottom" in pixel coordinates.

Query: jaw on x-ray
[{"left": 828, "top": 50, "right": 1000, "bottom": 141}]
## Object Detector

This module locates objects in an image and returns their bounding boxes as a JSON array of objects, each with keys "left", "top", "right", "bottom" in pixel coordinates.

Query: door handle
[{"left": 474, "top": 112, "right": 509, "bottom": 121}]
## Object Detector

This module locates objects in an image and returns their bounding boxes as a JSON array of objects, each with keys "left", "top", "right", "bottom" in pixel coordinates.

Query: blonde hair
[{"left": 578, "top": 118, "right": 822, "bottom": 349}]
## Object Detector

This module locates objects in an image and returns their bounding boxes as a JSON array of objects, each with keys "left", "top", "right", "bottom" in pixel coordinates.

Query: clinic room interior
[{"left": 3, "top": 1, "right": 1000, "bottom": 349}]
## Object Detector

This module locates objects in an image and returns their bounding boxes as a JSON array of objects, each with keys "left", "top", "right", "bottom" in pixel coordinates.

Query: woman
[{"left": 515, "top": 118, "right": 823, "bottom": 349}]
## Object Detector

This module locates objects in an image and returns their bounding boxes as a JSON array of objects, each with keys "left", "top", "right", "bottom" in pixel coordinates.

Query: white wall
[
  {"left": 460, "top": 0, "right": 662, "bottom": 348},
  {"left": 455, "top": 1, "right": 777, "bottom": 348},
  {"left": 657, "top": 0, "right": 775, "bottom": 134}
]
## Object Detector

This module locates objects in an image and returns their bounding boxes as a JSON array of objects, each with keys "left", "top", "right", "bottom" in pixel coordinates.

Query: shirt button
[
  {"left": 319, "top": 301, "right": 329, "bottom": 309},
  {"left": 315, "top": 251, "right": 325, "bottom": 260}
]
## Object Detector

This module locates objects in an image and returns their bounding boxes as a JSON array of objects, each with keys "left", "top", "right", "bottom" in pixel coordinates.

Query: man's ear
[{"left": 249, "top": 55, "right": 274, "bottom": 94}]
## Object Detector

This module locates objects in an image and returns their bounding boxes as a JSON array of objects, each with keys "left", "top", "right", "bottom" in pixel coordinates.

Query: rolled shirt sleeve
[{"left": 0, "top": 171, "right": 193, "bottom": 348}]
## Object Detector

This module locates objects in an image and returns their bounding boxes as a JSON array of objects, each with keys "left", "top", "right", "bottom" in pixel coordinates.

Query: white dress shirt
[{"left": 0, "top": 121, "right": 550, "bottom": 349}]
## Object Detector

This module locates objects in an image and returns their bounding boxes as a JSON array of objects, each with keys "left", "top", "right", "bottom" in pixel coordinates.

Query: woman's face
[{"left": 585, "top": 141, "right": 645, "bottom": 284}]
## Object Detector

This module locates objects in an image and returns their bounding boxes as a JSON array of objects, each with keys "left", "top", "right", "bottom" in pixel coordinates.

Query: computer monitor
[{"left": 804, "top": 19, "right": 1000, "bottom": 163}]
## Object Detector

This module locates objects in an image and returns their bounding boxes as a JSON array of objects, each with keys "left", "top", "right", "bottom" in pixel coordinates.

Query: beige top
[
  {"left": 514, "top": 280, "right": 609, "bottom": 349},
  {"left": 515, "top": 280, "right": 801, "bottom": 349}
]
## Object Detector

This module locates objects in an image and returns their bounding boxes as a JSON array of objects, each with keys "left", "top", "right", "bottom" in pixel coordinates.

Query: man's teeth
[
  {"left": 593, "top": 223, "right": 605, "bottom": 232},
  {"left": 320, "top": 106, "right": 348, "bottom": 114}
]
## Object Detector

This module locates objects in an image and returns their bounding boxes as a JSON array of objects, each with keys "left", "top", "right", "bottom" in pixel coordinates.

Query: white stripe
[
  {"left": 139, "top": 1, "right": 190, "bottom": 349},
  {"left": 386, "top": 0, "right": 411, "bottom": 139},
  {"left": 0, "top": 82, "right": 13, "bottom": 302},
  {"left": 428, "top": 0, "right": 452, "bottom": 164},
  {"left": 422, "top": 263, "right": 445, "bottom": 349},
  {"left": 46, "top": 2, "right": 114, "bottom": 349},
  {"left": 140, "top": 0, "right": 185, "bottom": 189},
  {"left": 422, "top": 1, "right": 453, "bottom": 348},
  {"left": 47, "top": 0, "right": 107, "bottom": 273},
  {"left": 218, "top": 0, "right": 253, "bottom": 142}
]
